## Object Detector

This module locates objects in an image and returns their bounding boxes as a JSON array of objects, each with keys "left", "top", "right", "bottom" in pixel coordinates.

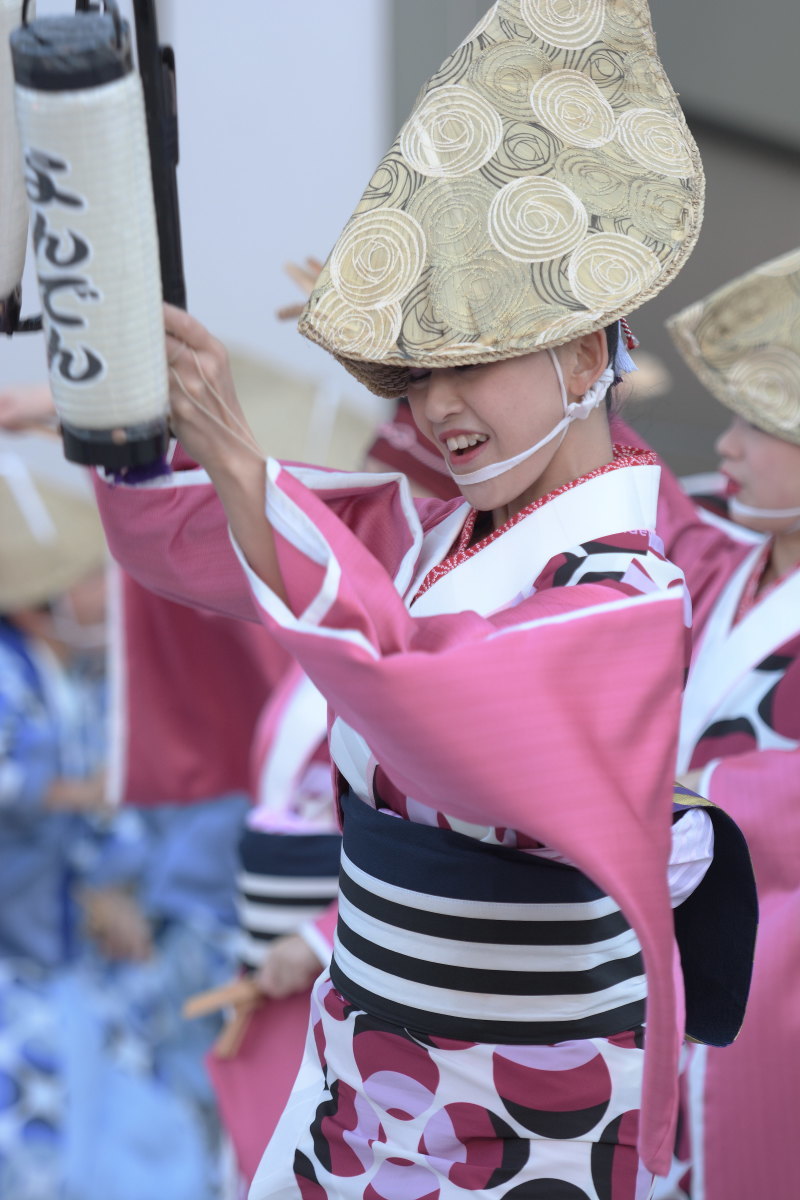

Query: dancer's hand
[
  {"left": 45, "top": 771, "right": 109, "bottom": 815},
  {"left": 163, "top": 303, "right": 262, "bottom": 476},
  {"left": 162, "top": 304, "right": 287, "bottom": 601},
  {"left": 80, "top": 887, "right": 153, "bottom": 961},
  {"left": 255, "top": 933, "right": 322, "bottom": 1000},
  {"left": 0, "top": 382, "right": 57, "bottom": 431},
  {"left": 276, "top": 256, "right": 324, "bottom": 321}
]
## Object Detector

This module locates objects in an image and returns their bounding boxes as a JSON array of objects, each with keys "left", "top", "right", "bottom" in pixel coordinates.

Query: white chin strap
[
  {"left": 729, "top": 497, "right": 800, "bottom": 533},
  {"left": 449, "top": 351, "right": 615, "bottom": 487}
]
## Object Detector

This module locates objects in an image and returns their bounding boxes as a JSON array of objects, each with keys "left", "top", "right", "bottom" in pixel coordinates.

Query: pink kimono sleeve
[
  {"left": 93, "top": 449, "right": 456, "bottom": 623},
  {"left": 702, "top": 748, "right": 800, "bottom": 891},
  {"left": 93, "top": 452, "right": 260, "bottom": 622},
  {"left": 111, "top": 569, "right": 291, "bottom": 806}
]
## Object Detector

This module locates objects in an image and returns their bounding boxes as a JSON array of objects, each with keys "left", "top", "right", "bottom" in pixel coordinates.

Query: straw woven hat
[
  {"left": 0, "top": 437, "right": 107, "bottom": 612},
  {"left": 299, "top": 0, "right": 704, "bottom": 398},
  {"left": 667, "top": 247, "right": 800, "bottom": 445},
  {"left": 229, "top": 348, "right": 382, "bottom": 470}
]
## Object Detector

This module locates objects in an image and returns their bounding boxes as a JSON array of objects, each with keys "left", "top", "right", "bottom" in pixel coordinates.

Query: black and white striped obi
[
  {"left": 236, "top": 828, "right": 341, "bottom": 970},
  {"left": 330, "top": 791, "right": 648, "bottom": 1043}
]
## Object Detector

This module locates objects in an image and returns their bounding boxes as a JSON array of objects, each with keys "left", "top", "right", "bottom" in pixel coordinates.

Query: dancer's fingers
[
  {"left": 275, "top": 301, "right": 305, "bottom": 322},
  {"left": 165, "top": 334, "right": 186, "bottom": 366},
  {"left": 163, "top": 303, "right": 224, "bottom": 357},
  {"left": 283, "top": 260, "right": 316, "bottom": 296}
]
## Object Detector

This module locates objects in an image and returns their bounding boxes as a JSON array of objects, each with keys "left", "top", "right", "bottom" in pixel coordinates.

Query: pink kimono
[
  {"left": 93, "top": 445, "right": 754, "bottom": 1197},
  {"left": 612, "top": 420, "right": 799, "bottom": 1200},
  {"left": 107, "top": 559, "right": 289, "bottom": 809}
]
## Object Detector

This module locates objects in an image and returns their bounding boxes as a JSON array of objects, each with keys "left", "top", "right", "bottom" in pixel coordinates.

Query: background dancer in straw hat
[
  {"left": 88, "top": 2, "right": 758, "bottom": 1196},
  {"left": 618, "top": 247, "right": 800, "bottom": 1200},
  {"left": 0, "top": 439, "right": 154, "bottom": 1198}
]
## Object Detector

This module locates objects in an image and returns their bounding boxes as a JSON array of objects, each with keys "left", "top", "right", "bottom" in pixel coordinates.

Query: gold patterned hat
[
  {"left": 667, "top": 248, "right": 800, "bottom": 445},
  {"left": 299, "top": 0, "right": 704, "bottom": 398}
]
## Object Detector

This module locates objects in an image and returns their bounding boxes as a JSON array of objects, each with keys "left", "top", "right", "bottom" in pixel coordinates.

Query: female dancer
[
  {"left": 92, "top": 3, "right": 756, "bottom": 1196},
  {"left": 623, "top": 248, "right": 800, "bottom": 1200}
]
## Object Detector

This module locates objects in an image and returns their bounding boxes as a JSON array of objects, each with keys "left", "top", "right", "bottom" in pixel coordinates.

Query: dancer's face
[
  {"left": 716, "top": 416, "right": 800, "bottom": 533},
  {"left": 406, "top": 334, "right": 609, "bottom": 518}
]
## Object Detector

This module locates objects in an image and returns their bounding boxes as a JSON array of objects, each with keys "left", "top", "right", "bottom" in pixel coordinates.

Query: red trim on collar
[
  {"left": 414, "top": 445, "right": 656, "bottom": 602},
  {"left": 734, "top": 540, "right": 800, "bottom": 625}
]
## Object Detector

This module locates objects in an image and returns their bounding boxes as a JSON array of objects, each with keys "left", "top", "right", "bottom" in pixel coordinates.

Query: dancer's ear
[{"left": 559, "top": 330, "right": 610, "bottom": 399}]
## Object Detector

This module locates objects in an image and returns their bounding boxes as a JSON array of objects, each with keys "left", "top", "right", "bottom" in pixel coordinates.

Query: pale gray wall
[
  {"left": 391, "top": 0, "right": 485, "bottom": 127},
  {"left": 391, "top": 0, "right": 800, "bottom": 151},
  {"left": 651, "top": 0, "right": 800, "bottom": 152}
]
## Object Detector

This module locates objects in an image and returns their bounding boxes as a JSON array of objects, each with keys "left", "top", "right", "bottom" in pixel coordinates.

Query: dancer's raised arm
[{"left": 162, "top": 303, "right": 288, "bottom": 604}]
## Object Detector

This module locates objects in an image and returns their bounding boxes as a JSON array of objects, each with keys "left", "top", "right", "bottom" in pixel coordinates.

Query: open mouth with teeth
[{"left": 446, "top": 433, "right": 489, "bottom": 457}]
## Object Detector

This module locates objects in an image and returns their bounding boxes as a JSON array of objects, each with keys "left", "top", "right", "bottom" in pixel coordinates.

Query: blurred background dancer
[{"left": 620, "top": 250, "right": 800, "bottom": 1200}]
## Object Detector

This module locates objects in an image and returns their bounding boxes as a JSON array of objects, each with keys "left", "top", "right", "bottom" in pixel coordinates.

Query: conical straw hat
[
  {"left": 0, "top": 437, "right": 108, "bottom": 612},
  {"left": 667, "top": 247, "right": 800, "bottom": 445},
  {"left": 299, "top": 0, "right": 704, "bottom": 398},
  {"left": 228, "top": 348, "right": 380, "bottom": 470}
]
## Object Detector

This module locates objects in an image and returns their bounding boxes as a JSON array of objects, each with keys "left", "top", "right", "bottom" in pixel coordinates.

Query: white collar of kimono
[
  {"left": 728, "top": 497, "right": 800, "bottom": 533},
  {"left": 409, "top": 453, "right": 660, "bottom": 618},
  {"left": 678, "top": 542, "right": 800, "bottom": 767},
  {"left": 448, "top": 352, "right": 615, "bottom": 487},
  {"left": 255, "top": 673, "right": 329, "bottom": 815}
]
